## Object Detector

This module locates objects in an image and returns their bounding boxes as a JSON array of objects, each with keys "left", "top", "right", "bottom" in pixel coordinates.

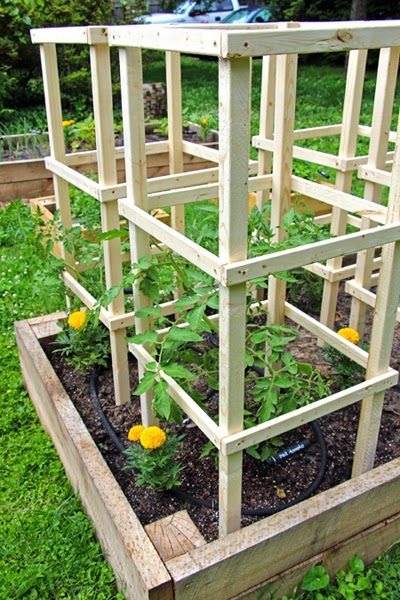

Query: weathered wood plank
[
  {"left": 232, "top": 512, "right": 400, "bottom": 599},
  {"left": 145, "top": 511, "right": 206, "bottom": 563},
  {"left": 166, "top": 458, "right": 400, "bottom": 600},
  {"left": 15, "top": 317, "right": 173, "bottom": 600}
]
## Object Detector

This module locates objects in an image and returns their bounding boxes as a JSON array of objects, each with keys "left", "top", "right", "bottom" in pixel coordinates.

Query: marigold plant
[
  {"left": 124, "top": 427, "right": 184, "bottom": 492},
  {"left": 338, "top": 327, "right": 360, "bottom": 345},
  {"left": 56, "top": 308, "right": 110, "bottom": 373},
  {"left": 67, "top": 310, "right": 86, "bottom": 330},
  {"left": 128, "top": 424, "right": 145, "bottom": 442},
  {"left": 323, "top": 327, "right": 365, "bottom": 390},
  {"left": 140, "top": 426, "right": 166, "bottom": 449}
]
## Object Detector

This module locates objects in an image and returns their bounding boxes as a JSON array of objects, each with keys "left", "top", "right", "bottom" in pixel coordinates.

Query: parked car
[
  {"left": 221, "top": 6, "right": 271, "bottom": 23},
  {"left": 141, "top": 0, "right": 245, "bottom": 24}
]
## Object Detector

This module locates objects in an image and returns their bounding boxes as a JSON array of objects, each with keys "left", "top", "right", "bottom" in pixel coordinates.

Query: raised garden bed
[{"left": 15, "top": 312, "right": 400, "bottom": 600}]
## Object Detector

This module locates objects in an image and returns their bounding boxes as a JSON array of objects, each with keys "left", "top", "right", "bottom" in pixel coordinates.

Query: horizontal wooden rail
[
  {"left": 346, "top": 278, "right": 400, "bottom": 322},
  {"left": 222, "top": 222, "right": 400, "bottom": 285},
  {"left": 108, "top": 21, "right": 400, "bottom": 58},
  {"left": 222, "top": 369, "right": 398, "bottom": 455},
  {"left": 45, "top": 157, "right": 100, "bottom": 199},
  {"left": 291, "top": 176, "right": 387, "bottom": 223},
  {"left": 118, "top": 199, "right": 222, "bottom": 280},
  {"left": 358, "top": 165, "right": 392, "bottom": 187}
]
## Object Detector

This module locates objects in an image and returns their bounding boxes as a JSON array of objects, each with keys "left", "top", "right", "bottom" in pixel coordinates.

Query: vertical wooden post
[
  {"left": 39, "top": 44, "right": 74, "bottom": 270},
  {"left": 120, "top": 47, "right": 157, "bottom": 425},
  {"left": 267, "top": 52, "right": 298, "bottom": 326},
  {"left": 90, "top": 41, "right": 130, "bottom": 406},
  {"left": 349, "top": 47, "right": 400, "bottom": 336},
  {"left": 218, "top": 56, "right": 251, "bottom": 537},
  {"left": 256, "top": 55, "right": 276, "bottom": 211},
  {"left": 166, "top": 51, "right": 185, "bottom": 234},
  {"left": 319, "top": 50, "right": 367, "bottom": 333},
  {"left": 352, "top": 112, "right": 400, "bottom": 476}
]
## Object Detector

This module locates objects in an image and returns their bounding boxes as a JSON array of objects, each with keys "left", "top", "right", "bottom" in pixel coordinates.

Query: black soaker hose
[
  {"left": 89, "top": 368, "right": 328, "bottom": 517},
  {"left": 89, "top": 368, "right": 126, "bottom": 455}
]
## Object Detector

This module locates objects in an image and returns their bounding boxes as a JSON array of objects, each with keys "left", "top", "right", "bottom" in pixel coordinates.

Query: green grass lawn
[{"left": 1, "top": 57, "right": 400, "bottom": 598}]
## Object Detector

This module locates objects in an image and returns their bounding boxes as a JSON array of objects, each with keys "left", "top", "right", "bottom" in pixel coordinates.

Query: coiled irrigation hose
[{"left": 89, "top": 366, "right": 327, "bottom": 517}]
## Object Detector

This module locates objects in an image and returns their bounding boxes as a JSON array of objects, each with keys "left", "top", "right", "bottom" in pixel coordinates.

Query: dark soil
[{"left": 46, "top": 286, "right": 400, "bottom": 542}]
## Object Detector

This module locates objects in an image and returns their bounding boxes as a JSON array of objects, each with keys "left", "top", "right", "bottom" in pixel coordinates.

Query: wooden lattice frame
[
  {"left": 32, "top": 22, "right": 400, "bottom": 538},
  {"left": 31, "top": 26, "right": 222, "bottom": 407}
]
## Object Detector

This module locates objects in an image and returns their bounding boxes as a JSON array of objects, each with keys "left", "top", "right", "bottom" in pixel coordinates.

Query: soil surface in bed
[{"left": 46, "top": 289, "right": 400, "bottom": 542}]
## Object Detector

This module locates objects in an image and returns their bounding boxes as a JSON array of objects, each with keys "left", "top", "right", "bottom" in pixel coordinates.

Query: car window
[
  {"left": 195, "top": 0, "right": 233, "bottom": 12},
  {"left": 253, "top": 8, "right": 271, "bottom": 22},
  {"left": 174, "top": 0, "right": 194, "bottom": 14},
  {"left": 223, "top": 7, "right": 251, "bottom": 22}
]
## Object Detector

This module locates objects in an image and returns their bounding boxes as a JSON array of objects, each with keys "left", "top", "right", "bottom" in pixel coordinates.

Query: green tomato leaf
[
  {"left": 245, "top": 445, "right": 261, "bottom": 460},
  {"left": 162, "top": 363, "right": 196, "bottom": 381},
  {"left": 274, "top": 375, "right": 294, "bottom": 388},
  {"left": 186, "top": 304, "right": 208, "bottom": 331},
  {"left": 206, "top": 292, "right": 220, "bottom": 309},
  {"left": 174, "top": 294, "right": 201, "bottom": 309},
  {"left": 127, "top": 331, "right": 158, "bottom": 345},
  {"left": 167, "top": 327, "right": 203, "bottom": 343},
  {"left": 134, "top": 306, "right": 161, "bottom": 318},
  {"left": 153, "top": 380, "right": 171, "bottom": 420},
  {"left": 133, "top": 370, "right": 157, "bottom": 395}
]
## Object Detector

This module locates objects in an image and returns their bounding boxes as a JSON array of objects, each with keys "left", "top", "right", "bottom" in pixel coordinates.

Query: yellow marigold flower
[
  {"left": 128, "top": 425, "right": 145, "bottom": 442},
  {"left": 62, "top": 119, "right": 75, "bottom": 127},
  {"left": 140, "top": 426, "right": 166, "bottom": 449},
  {"left": 67, "top": 310, "right": 87, "bottom": 330},
  {"left": 200, "top": 117, "right": 209, "bottom": 127},
  {"left": 338, "top": 327, "right": 360, "bottom": 345}
]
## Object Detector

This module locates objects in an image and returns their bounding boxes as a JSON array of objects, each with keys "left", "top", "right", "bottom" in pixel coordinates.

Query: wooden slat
[
  {"left": 222, "top": 21, "right": 400, "bottom": 58},
  {"left": 350, "top": 47, "right": 400, "bottom": 335},
  {"left": 222, "top": 369, "right": 397, "bottom": 456},
  {"left": 346, "top": 278, "right": 400, "bottom": 322},
  {"left": 319, "top": 49, "right": 367, "bottom": 332},
  {"left": 291, "top": 175, "right": 387, "bottom": 224},
  {"left": 120, "top": 46, "right": 156, "bottom": 426},
  {"left": 166, "top": 51, "right": 185, "bottom": 234},
  {"left": 182, "top": 140, "right": 219, "bottom": 163},
  {"left": 45, "top": 157, "right": 100, "bottom": 199},
  {"left": 118, "top": 200, "right": 222, "bottom": 280},
  {"left": 39, "top": 43, "right": 74, "bottom": 269},
  {"left": 218, "top": 57, "right": 251, "bottom": 536},
  {"left": 268, "top": 49, "right": 298, "bottom": 326},
  {"left": 222, "top": 222, "right": 400, "bottom": 286},
  {"left": 352, "top": 114, "right": 400, "bottom": 476},
  {"left": 256, "top": 55, "right": 276, "bottom": 209},
  {"left": 293, "top": 123, "right": 342, "bottom": 140},
  {"left": 284, "top": 301, "right": 369, "bottom": 367},
  {"left": 358, "top": 164, "right": 392, "bottom": 186},
  {"left": 108, "top": 22, "right": 400, "bottom": 58},
  {"left": 31, "top": 26, "right": 91, "bottom": 44},
  {"left": 90, "top": 41, "right": 130, "bottom": 406}
]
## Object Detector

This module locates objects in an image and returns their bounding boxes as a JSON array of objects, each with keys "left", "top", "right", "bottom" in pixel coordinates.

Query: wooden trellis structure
[
  {"left": 32, "top": 22, "right": 400, "bottom": 539},
  {"left": 30, "top": 26, "right": 221, "bottom": 407}
]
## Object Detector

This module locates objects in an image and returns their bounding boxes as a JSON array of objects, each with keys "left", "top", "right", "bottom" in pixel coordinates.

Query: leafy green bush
[{"left": 0, "top": 0, "right": 144, "bottom": 114}]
